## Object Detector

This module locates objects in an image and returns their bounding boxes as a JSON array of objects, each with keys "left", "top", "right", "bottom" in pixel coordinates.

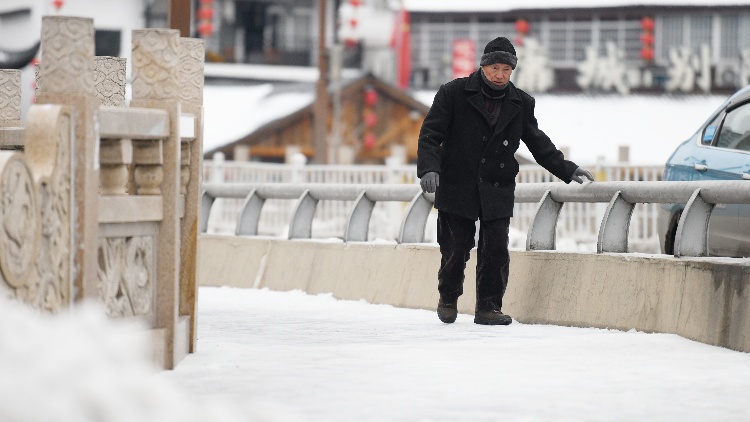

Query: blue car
[{"left": 657, "top": 85, "right": 750, "bottom": 257}]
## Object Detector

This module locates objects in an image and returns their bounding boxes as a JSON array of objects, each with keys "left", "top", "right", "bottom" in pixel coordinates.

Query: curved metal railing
[{"left": 201, "top": 180, "right": 750, "bottom": 258}]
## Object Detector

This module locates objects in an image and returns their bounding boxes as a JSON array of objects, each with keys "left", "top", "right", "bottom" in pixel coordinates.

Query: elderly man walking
[{"left": 417, "top": 36, "right": 594, "bottom": 325}]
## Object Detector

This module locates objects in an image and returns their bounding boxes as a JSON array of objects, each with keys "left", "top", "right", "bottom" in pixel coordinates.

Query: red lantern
[
  {"left": 350, "top": 0, "right": 362, "bottom": 6},
  {"left": 364, "top": 111, "right": 377, "bottom": 128},
  {"left": 364, "top": 133, "right": 376, "bottom": 149},
  {"left": 364, "top": 88, "right": 378, "bottom": 106},
  {"left": 52, "top": 0, "right": 64, "bottom": 10},
  {"left": 640, "top": 47, "right": 654, "bottom": 61},
  {"left": 514, "top": 19, "right": 530, "bottom": 35},
  {"left": 640, "top": 17, "right": 655, "bottom": 32},
  {"left": 198, "top": 22, "right": 214, "bottom": 37},
  {"left": 640, "top": 32, "right": 654, "bottom": 46},
  {"left": 197, "top": 8, "right": 214, "bottom": 20},
  {"left": 514, "top": 36, "right": 524, "bottom": 47},
  {"left": 349, "top": 18, "right": 359, "bottom": 28}
]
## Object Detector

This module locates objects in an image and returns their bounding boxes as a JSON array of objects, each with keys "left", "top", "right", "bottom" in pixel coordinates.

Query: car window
[
  {"left": 715, "top": 102, "right": 750, "bottom": 152},
  {"left": 701, "top": 113, "right": 723, "bottom": 145}
]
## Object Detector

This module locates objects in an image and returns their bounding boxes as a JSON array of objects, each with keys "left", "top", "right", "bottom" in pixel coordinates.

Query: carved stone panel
[
  {"left": 132, "top": 29, "right": 181, "bottom": 101},
  {"left": 39, "top": 16, "right": 95, "bottom": 95},
  {"left": 94, "top": 57, "right": 126, "bottom": 107},
  {"left": 23, "top": 105, "right": 74, "bottom": 312},
  {"left": 179, "top": 38, "right": 204, "bottom": 106},
  {"left": 98, "top": 235, "right": 155, "bottom": 321},
  {"left": 0, "top": 70, "right": 22, "bottom": 127},
  {"left": 0, "top": 153, "right": 40, "bottom": 290}
]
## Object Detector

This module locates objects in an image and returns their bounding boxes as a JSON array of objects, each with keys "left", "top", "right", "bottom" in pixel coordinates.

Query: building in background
[{"left": 405, "top": 1, "right": 750, "bottom": 94}]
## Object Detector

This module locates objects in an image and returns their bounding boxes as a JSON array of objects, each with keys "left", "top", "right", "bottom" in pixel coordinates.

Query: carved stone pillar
[
  {"left": 0, "top": 70, "right": 23, "bottom": 150},
  {"left": 36, "top": 16, "right": 99, "bottom": 302},
  {"left": 178, "top": 37, "right": 204, "bottom": 355},
  {"left": 38, "top": 17, "right": 95, "bottom": 96},
  {"left": 0, "top": 70, "right": 22, "bottom": 128},
  {"left": 179, "top": 38, "right": 203, "bottom": 196},
  {"left": 130, "top": 28, "right": 183, "bottom": 369},
  {"left": 94, "top": 56, "right": 126, "bottom": 107},
  {"left": 95, "top": 56, "right": 131, "bottom": 195}
]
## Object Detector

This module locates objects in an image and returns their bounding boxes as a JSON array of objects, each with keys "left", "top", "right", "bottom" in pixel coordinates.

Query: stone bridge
[{"left": 4, "top": 16, "right": 750, "bottom": 375}]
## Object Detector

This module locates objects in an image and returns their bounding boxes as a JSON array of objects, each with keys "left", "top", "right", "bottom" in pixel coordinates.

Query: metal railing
[
  {"left": 202, "top": 159, "right": 664, "bottom": 248},
  {"left": 201, "top": 180, "right": 750, "bottom": 257}
]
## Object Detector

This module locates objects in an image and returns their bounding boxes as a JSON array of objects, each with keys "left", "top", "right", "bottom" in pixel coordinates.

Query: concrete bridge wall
[{"left": 199, "top": 235, "right": 750, "bottom": 353}]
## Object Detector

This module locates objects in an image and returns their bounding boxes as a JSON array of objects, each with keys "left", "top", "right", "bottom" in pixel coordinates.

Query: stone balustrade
[{"left": 0, "top": 16, "right": 203, "bottom": 369}]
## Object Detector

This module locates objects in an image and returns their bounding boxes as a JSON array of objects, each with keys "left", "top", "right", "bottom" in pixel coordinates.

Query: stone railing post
[
  {"left": 178, "top": 37, "right": 204, "bottom": 354},
  {"left": 36, "top": 16, "right": 99, "bottom": 302},
  {"left": 130, "top": 28, "right": 183, "bottom": 369},
  {"left": 0, "top": 70, "right": 24, "bottom": 150},
  {"left": 95, "top": 56, "right": 132, "bottom": 195}
]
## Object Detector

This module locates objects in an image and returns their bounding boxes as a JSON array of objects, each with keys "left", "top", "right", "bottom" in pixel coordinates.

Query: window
[
  {"left": 715, "top": 103, "right": 750, "bottom": 151},
  {"left": 701, "top": 113, "right": 723, "bottom": 145},
  {"left": 660, "top": 15, "right": 684, "bottom": 59},
  {"left": 95, "top": 30, "right": 121, "bottom": 57},
  {"left": 720, "top": 15, "right": 740, "bottom": 59},
  {"left": 690, "top": 15, "right": 712, "bottom": 54}
]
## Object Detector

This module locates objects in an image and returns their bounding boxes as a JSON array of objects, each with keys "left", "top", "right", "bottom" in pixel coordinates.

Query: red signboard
[{"left": 452, "top": 39, "right": 476, "bottom": 80}]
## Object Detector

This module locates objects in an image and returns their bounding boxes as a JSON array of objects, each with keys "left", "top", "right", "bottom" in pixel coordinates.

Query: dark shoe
[
  {"left": 474, "top": 309, "right": 512, "bottom": 325},
  {"left": 437, "top": 297, "right": 458, "bottom": 323}
]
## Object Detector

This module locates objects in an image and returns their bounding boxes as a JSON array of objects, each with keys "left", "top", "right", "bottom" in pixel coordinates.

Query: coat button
[
  {"left": 482, "top": 136, "right": 487, "bottom": 142},
  {"left": 500, "top": 163, "right": 505, "bottom": 168},
  {"left": 481, "top": 158, "right": 486, "bottom": 163},
  {"left": 479, "top": 177, "right": 483, "bottom": 183},
  {"left": 503, "top": 140, "right": 509, "bottom": 146},
  {"left": 494, "top": 182, "right": 499, "bottom": 187}
]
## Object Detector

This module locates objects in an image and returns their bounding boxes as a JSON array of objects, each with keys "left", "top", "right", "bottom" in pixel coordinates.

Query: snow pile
[{"left": 0, "top": 297, "right": 243, "bottom": 422}]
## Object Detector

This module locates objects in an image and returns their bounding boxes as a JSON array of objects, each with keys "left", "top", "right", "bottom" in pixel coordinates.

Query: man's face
[{"left": 481, "top": 63, "right": 513, "bottom": 86}]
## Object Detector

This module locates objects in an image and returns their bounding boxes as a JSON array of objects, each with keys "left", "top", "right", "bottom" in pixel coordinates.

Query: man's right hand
[{"left": 420, "top": 172, "right": 439, "bottom": 193}]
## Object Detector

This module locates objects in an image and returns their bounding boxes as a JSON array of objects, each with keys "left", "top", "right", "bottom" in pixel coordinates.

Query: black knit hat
[{"left": 480, "top": 37, "right": 518, "bottom": 69}]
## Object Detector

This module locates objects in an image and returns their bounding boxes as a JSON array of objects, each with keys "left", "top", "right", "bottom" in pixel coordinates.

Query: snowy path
[{"left": 161, "top": 287, "right": 750, "bottom": 422}]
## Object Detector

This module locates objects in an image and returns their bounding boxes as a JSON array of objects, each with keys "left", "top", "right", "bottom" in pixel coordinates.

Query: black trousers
[{"left": 437, "top": 210, "right": 510, "bottom": 312}]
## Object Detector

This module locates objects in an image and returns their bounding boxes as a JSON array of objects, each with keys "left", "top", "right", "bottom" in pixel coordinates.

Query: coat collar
[{"left": 465, "top": 69, "right": 522, "bottom": 136}]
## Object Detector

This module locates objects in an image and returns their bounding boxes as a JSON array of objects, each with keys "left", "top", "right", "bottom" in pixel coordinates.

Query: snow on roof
[
  {"left": 203, "top": 84, "right": 314, "bottom": 152},
  {"left": 403, "top": 0, "right": 750, "bottom": 12}
]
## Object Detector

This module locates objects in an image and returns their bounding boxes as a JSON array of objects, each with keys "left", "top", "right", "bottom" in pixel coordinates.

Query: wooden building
[{"left": 205, "top": 74, "right": 430, "bottom": 164}]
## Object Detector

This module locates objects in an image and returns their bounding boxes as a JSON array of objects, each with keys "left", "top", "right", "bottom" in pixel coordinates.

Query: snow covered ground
[{"left": 6, "top": 286, "right": 750, "bottom": 421}]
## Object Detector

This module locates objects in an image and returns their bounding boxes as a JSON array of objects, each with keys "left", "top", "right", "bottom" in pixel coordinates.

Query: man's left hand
[{"left": 571, "top": 167, "right": 595, "bottom": 184}]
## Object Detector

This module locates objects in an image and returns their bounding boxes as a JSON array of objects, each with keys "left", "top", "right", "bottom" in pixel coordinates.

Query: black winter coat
[{"left": 417, "top": 70, "right": 579, "bottom": 220}]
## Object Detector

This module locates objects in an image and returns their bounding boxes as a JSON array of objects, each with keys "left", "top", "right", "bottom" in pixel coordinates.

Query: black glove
[
  {"left": 420, "top": 172, "right": 439, "bottom": 193},
  {"left": 571, "top": 167, "right": 595, "bottom": 184}
]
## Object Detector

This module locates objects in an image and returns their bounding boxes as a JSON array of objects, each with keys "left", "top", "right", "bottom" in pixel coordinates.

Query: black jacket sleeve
[
  {"left": 417, "top": 85, "right": 452, "bottom": 178},
  {"left": 521, "top": 96, "right": 579, "bottom": 183}
]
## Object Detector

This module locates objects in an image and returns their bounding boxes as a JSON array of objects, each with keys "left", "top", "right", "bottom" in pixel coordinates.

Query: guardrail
[
  {"left": 201, "top": 180, "right": 750, "bottom": 258},
  {"left": 201, "top": 159, "right": 665, "bottom": 248}
]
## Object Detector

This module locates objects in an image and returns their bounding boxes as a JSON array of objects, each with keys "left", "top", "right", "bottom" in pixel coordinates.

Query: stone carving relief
[
  {"left": 179, "top": 38, "right": 204, "bottom": 105},
  {"left": 94, "top": 57, "right": 126, "bottom": 107},
  {"left": 0, "top": 154, "right": 40, "bottom": 290},
  {"left": 97, "top": 235, "right": 155, "bottom": 320},
  {"left": 0, "top": 70, "right": 22, "bottom": 124},
  {"left": 23, "top": 107, "right": 73, "bottom": 312},
  {"left": 39, "top": 16, "right": 95, "bottom": 95},
  {"left": 132, "top": 29, "right": 181, "bottom": 101}
]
